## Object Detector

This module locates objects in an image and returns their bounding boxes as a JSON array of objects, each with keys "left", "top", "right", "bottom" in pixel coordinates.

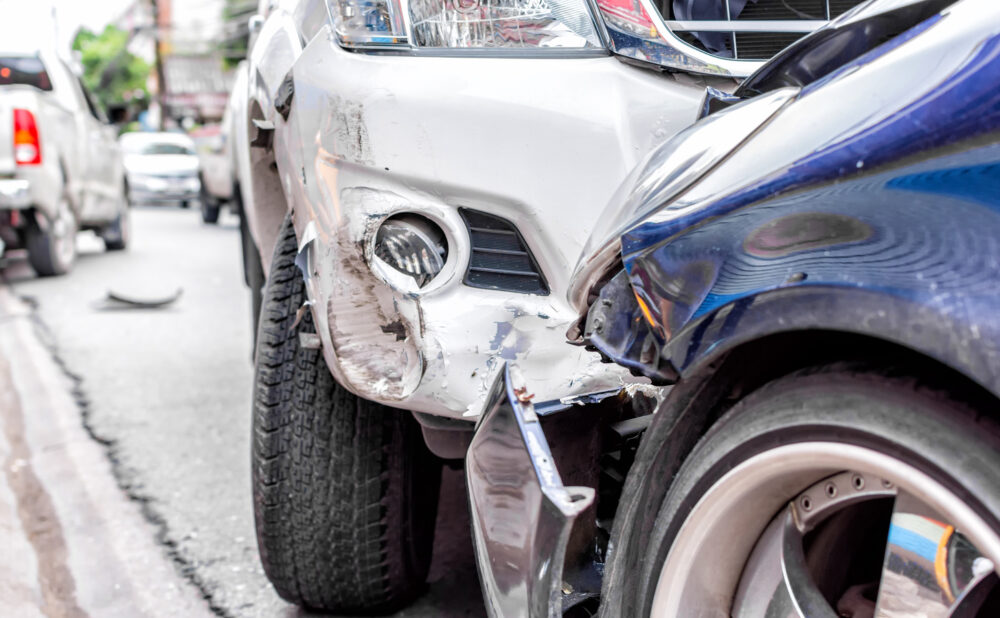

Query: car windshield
[
  {"left": 0, "top": 56, "right": 52, "bottom": 90},
  {"left": 140, "top": 143, "right": 195, "bottom": 156}
]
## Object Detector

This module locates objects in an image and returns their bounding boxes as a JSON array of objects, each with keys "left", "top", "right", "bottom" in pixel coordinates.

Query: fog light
[{"left": 374, "top": 214, "right": 447, "bottom": 288}]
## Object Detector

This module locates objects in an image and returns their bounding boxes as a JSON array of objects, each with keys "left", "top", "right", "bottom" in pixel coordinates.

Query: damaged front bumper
[
  {"left": 466, "top": 364, "right": 597, "bottom": 617},
  {"left": 278, "top": 35, "right": 718, "bottom": 419}
]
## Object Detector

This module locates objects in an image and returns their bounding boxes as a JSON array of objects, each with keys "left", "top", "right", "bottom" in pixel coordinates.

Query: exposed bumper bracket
[{"left": 466, "top": 364, "right": 597, "bottom": 617}]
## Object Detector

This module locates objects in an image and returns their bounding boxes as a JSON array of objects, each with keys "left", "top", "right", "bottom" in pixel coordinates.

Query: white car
[
  {"left": 120, "top": 132, "right": 202, "bottom": 208},
  {"left": 194, "top": 79, "right": 245, "bottom": 225},
  {"left": 0, "top": 30, "right": 128, "bottom": 276},
  {"left": 236, "top": 0, "right": 861, "bottom": 612}
]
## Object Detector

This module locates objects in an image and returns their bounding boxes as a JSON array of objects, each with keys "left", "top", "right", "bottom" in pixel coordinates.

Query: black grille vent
[
  {"left": 828, "top": 0, "right": 862, "bottom": 17},
  {"left": 737, "top": 0, "right": 826, "bottom": 20},
  {"left": 663, "top": 0, "right": 866, "bottom": 61},
  {"left": 734, "top": 32, "right": 804, "bottom": 59},
  {"left": 459, "top": 208, "right": 549, "bottom": 296}
]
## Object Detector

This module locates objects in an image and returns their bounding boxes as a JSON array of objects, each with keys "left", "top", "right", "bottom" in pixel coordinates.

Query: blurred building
[
  {"left": 115, "top": 0, "right": 238, "bottom": 123},
  {"left": 163, "top": 55, "right": 232, "bottom": 121}
]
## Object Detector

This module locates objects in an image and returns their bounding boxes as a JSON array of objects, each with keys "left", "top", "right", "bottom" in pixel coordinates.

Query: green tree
[
  {"left": 72, "top": 26, "right": 150, "bottom": 110},
  {"left": 221, "top": 0, "right": 258, "bottom": 68}
]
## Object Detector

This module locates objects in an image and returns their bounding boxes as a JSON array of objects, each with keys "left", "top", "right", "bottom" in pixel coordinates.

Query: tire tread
[{"left": 251, "top": 216, "right": 438, "bottom": 613}]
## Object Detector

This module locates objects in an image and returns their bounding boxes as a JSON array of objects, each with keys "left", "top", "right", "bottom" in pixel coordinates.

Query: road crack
[{"left": 15, "top": 294, "right": 236, "bottom": 618}]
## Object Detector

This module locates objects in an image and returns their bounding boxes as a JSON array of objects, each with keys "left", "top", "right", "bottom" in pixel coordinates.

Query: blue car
[{"left": 467, "top": 0, "right": 1000, "bottom": 616}]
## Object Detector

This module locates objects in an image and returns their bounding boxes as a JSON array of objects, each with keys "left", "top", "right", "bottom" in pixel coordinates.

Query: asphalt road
[{"left": 1, "top": 206, "right": 485, "bottom": 617}]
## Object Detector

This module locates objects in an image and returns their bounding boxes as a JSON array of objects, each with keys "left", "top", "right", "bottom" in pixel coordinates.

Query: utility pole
[{"left": 150, "top": 0, "right": 167, "bottom": 130}]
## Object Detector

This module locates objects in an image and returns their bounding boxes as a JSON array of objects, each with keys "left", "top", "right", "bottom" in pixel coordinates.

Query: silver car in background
[
  {"left": 0, "top": 27, "right": 128, "bottom": 276},
  {"left": 120, "top": 132, "right": 202, "bottom": 208}
]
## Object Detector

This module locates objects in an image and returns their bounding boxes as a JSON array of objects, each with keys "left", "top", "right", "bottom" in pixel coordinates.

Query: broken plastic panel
[{"left": 373, "top": 214, "right": 447, "bottom": 288}]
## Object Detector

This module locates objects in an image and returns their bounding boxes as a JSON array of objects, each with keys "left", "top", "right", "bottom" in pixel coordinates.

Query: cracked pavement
[{"left": 0, "top": 207, "right": 484, "bottom": 617}]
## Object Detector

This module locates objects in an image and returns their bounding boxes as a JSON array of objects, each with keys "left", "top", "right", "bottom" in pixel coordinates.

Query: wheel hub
[{"left": 650, "top": 443, "right": 1000, "bottom": 618}]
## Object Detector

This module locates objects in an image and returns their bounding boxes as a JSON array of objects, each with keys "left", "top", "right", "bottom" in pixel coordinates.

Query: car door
[{"left": 73, "top": 75, "right": 121, "bottom": 223}]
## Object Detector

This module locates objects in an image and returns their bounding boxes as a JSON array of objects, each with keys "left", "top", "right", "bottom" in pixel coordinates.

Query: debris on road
[{"left": 103, "top": 288, "right": 184, "bottom": 310}]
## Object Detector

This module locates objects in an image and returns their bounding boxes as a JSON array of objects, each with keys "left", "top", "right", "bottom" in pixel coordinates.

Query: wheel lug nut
[
  {"left": 851, "top": 474, "right": 865, "bottom": 490},
  {"left": 800, "top": 495, "right": 813, "bottom": 511},
  {"left": 825, "top": 483, "right": 837, "bottom": 498},
  {"left": 882, "top": 479, "right": 894, "bottom": 489}
]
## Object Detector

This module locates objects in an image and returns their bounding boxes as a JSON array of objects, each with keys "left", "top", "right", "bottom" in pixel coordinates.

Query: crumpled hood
[{"left": 124, "top": 154, "right": 200, "bottom": 176}]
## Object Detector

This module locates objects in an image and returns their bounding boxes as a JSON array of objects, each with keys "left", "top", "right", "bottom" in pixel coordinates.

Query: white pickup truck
[{"left": 0, "top": 37, "right": 128, "bottom": 276}]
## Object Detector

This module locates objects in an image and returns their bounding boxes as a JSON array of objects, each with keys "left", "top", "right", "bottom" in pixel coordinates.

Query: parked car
[
  {"left": 485, "top": 0, "right": 997, "bottom": 616},
  {"left": 120, "top": 132, "right": 201, "bottom": 208},
  {"left": 191, "top": 124, "right": 230, "bottom": 224},
  {"left": 197, "top": 63, "right": 252, "bottom": 230},
  {"left": 193, "top": 80, "right": 245, "bottom": 226},
  {"left": 237, "top": 0, "right": 863, "bottom": 612},
  {"left": 0, "top": 30, "right": 128, "bottom": 276}
]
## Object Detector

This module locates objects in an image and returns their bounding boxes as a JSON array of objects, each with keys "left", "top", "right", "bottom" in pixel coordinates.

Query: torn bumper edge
[{"left": 466, "top": 363, "right": 597, "bottom": 618}]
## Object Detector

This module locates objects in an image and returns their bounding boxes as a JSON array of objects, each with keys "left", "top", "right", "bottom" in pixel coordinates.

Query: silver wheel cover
[{"left": 650, "top": 443, "right": 1000, "bottom": 617}]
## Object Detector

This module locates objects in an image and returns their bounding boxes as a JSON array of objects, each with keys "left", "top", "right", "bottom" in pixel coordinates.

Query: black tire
[
  {"left": 200, "top": 200, "right": 220, "bottom": 224},
  {"left": 102, "top": 198, "right": 130, "bottom": 251},
  {"left": 252, "top": 215, "right": 441, "bottom": 613},
  {"left": 200, "top": 177, "right": 220, "bottom": 224},
  {"left": 26, "top": 199, "right": 77, "bottom": 277},
  {"left": 601, "top": 365, "right": 1000, "bottom": 617}
]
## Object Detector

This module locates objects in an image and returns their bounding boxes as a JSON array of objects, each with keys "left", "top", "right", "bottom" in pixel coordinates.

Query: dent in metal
[
  {"left": 313, "top": 186, "right": 423, "bottom": 401},
  {"left": 466, "top": 364, "right": 596, "bottom": 618},
  {"left": 568, "top": 87, "right": 798, "bottom": 315}
]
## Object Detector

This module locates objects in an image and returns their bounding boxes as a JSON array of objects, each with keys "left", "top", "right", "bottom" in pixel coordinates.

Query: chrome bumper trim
[
  {"left": 466, "top": 364, "right": 596, "bottom": 618},
  {"left": 0, "top": 179, "right": 31, "bottom": 209}
]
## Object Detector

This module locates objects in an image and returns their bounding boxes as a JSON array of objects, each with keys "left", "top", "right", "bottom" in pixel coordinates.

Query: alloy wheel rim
[{"left": 649, "top": 443, "right": 1000, "bottom": 617}]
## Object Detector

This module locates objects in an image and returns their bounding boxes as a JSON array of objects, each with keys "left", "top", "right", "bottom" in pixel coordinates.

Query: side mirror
[{"left": 248, "top": 15, "right": 264, "bottom": 37}]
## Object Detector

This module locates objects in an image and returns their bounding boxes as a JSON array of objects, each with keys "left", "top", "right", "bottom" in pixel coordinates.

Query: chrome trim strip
[
  {"left": 600, "top": 0, "right": 765, "bottom": 77},
  {"left": 665, "top": 20, "right": 827, "bottom": 33}
]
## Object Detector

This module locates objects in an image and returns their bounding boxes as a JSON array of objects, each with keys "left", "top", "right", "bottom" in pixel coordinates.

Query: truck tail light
[{"left": 13, "top": 108, "right": 41, "bottom": 166}]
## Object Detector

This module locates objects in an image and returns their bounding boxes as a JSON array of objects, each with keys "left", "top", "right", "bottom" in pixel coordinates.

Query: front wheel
[
  {"left": 200, "top": 200, "right": 220, "bottom": 224},
  {"left": 252, "top": 215, "right": 441, "bottom": 613},
  {"left": 200, "top": 179, "right": 220, "bottom": 224},
  {"left": 102, "top": 195, "right": 130, "bottom": 251},
  {"left": 605, "top": 366, "right": 1000, "bottom": 617}
]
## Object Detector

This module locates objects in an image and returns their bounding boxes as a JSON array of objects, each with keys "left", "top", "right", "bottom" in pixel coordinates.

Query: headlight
[
  {"left": 326, "top": 0, "right": 602, "bottom": 50},
  {"left": 373, "top": 214, "right": 448, "bottom": 288}
]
